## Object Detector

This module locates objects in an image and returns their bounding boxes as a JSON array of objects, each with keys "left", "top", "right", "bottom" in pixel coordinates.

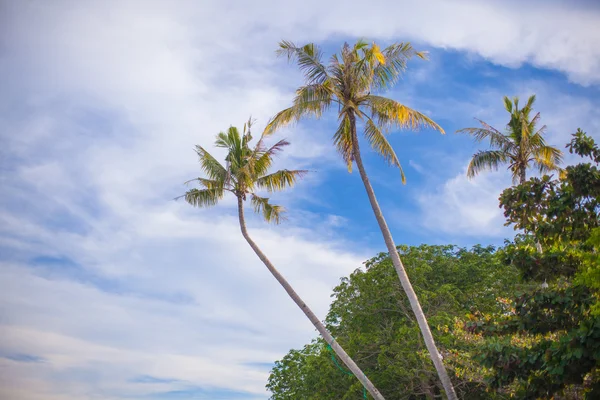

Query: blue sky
[{"left": 1, "top": 0, "right": 599, "bottom": 399}]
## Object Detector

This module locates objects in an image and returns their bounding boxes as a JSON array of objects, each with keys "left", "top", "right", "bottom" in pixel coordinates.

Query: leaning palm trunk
[
  {"left": 349, "top": 116, "right": 458, "bottom": 400},
  {"left": 236, "top": 196, "right": 386, "bottom": 400}
]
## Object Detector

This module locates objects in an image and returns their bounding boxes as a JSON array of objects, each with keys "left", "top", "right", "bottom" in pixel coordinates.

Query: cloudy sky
[{"left": 1, "top": 0, "right": 599, "bottom": 399}]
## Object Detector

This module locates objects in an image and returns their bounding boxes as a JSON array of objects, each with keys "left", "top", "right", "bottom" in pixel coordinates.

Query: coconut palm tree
[
  {"left": 265, "top": 41, "right": 457, "bottom": 399},
  {"left": 181, "top": 120, "right": 386, "bottom": 400},
  {"left": 458, "top": 95, "right": 563, "bottom": 184}
]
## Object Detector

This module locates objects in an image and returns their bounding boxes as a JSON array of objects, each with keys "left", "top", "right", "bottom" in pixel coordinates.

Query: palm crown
[
  {"left": 265, "top": 40, "right": 444, "bottom": 182},
  {"left": 458, "top": 95, "right": 563, "bottom": 184},
  {"left": 182, "top": 120, "right": 307, "bottom": 223}
]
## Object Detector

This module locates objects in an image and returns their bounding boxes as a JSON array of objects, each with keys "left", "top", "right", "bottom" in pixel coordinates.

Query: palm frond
[
  {"left": 277, "top": 41, "right": 329, "bottom": 84},
  {"left": 293, "top": 83, "right": 334, "bottom": 117},
  {"left": 263, "top": 107, "right": 298, "bottom": 136},
  {"left": 195, "top": 145, "right": 227, "bottom": 181},
  {"left": 332, "top": 114, "right": 354, "bottom": 172},
  {"left": 184, "top": 177, "right": 225, "bottom": 191},
  {"left": 364, "top": 117, "right": 406, "bottom": 183},
  {"left": 255, "top": 169, "right": 308, "bottom": 192},
  {"left": 503, "top": 96, "right": 513, "bottom": 113},
  {"left": 457, "top": 119, "right": 514, "bottom": 151},
  {"left": 372, "top": 42, "right": 420, "bottom": 90},
  {"left": 182, "top": 188, "right": 223, "bottom": 208},
  {"left": 251, "top": 194, "right": 285, "bottom": 224},
  {"left": 367, "top": 95, "right": 444, "bottom": 133},
  {"left": 533, "top": 145, "right": 563, "bottom": 174},
  {"left": 467, "top": 150, "right": 508, "bottom": 179},
  {"left": 253, "top": 138, "right": 291, "bottom": 177}
]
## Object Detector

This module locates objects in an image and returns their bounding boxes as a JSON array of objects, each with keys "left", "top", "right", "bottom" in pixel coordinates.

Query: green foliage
[
  {"left": 267, "top": 245, "right": 519, "bottom": 399},
  {"left": 266, "top": 40, "right": 442, "bottom": 180},
  {"left": 460, "top": 130, "right": 600, "bottom": 399},
  {"left": 458, "top": 95, "right": 563, "bottom": 184},
  {"left": 180, "top": 119, "right": 307, "bottom": 222}
]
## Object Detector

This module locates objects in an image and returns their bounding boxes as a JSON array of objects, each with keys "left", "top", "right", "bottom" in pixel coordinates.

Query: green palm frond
[
  {"left": 183, "top": 188, "right": 224, "bottom": 208},
  {"left": 185, "top": 177, "right": 225, "bottom": 191},
  {"left": 533, "top": 145, "right": 563, "bottom": 174},
  {"left": 277, "top": 41, "right": 329, "bottom": 84},
  {"left": 457, "top": 119, "right": 514, "bottom": 151},
  {"left": 253, "top": 138, "right": 291, "bottom": 177},
  {"left": 367, "top": 95, "right": 444, "bottom": 133},
  {"left": 332, "top": 114, "right": 354, "bottom": 172},
  {"left": 365, "top": 117, "right": 405, "bottom": 183},
  {"left": 372, "top": 42, "right": 421, "bottom": 90},
  {"left": 503, "top": 96, "right": 513, "bottom": 113},
  {"left": 251, "top": 194, "right": 285, "bottom": 224},
  {"left": 255, "top": 169, "right": 309, "bottom": 192},
  {"left": 264, "top": 107, "right": 297, "bottom": 136},
  {"left": 293, "top": 83, "right": 334, "bottom": 116},
  {"left": 467, "top": 150, "right": 508, "bottom": 179},
  {"left": 195, "top": 145, "right": 227, "bottom": 181}
]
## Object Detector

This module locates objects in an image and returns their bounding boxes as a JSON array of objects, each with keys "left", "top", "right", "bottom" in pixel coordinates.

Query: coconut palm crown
[
  {"left": 458, "top": 94, "right": 563, "bottom": 184},
  {"left": 264, "top": 40, "right": 443, "bottom": 182},
  {"left": 182, "top": 120, "right": 307, "bottom": 221}
]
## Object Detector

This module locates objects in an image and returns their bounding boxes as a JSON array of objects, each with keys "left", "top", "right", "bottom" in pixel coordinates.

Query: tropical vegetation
[
  {"left": 181, "top": 38, "right": 598, "bottom": 399},
  {"left": 266, "top": 40, "right": 457, "bottom": 399}
]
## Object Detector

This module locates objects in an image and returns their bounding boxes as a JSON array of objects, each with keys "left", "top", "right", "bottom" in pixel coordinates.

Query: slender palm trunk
[
  {"left": 348, "top": 114, "right": 458, "bottom": 400},
  {"left": 236, "top": 196, "right": 385, "bottom": 400},
  {"left": 519, "top": 167, "right": 526, "bottom": 185}
]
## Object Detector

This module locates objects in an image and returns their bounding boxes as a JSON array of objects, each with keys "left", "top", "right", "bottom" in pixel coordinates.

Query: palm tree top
[
  {"left": 458, "top": 94, "right": 563, "bottom": 184},
  {"left": 265, "top": 40, "right": 444, "bottom": 183},
  {"left": 179, "top": 119, "right": 307, "bottom": 223}
]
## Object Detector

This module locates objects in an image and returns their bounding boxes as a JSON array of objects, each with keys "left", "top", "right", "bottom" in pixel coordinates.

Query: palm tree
[
  {"left": 265, "top": 41, "right": 457, "bottom": 399},
  {"left": 181, "top": 120, "right": 386, "bottom": 400},
  {"left": 458, "top": 95, "right": 563, "bottom": 185}
]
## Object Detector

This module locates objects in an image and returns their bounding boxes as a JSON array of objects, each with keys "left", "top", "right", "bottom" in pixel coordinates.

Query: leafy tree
[
  {"left": 181, "top": 121, "right": 385, "bottom": 399},
  {"left": 458, "top": 130, "right": 600, "bottom": 399},
  {"left": 458, "top": 95, "right": 563, "bottom": 184},
  {"left": 266, "top": 40, "right": 457, "bottom": 399},
  {"left": 268, "top": 244, "right": 519, "bottom": 399}
]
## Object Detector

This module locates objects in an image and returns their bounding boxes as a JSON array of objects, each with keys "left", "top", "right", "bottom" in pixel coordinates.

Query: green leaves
[
  {"left": 458, "top": 94, "right": 563, "bottom": 184},
  {"left": 182, "top": 121, "right": 306, "bottom": 223},
  {"left": 183, "top": 188, "right": 223, "bottom": 208},
  {"left": 251, "top": 194, "right": 285, "bottom": 224},
  {"left": 269, "top": 244, "right": 518, "bottom": 400},
  {"left": 269, "top": 40, "right": 443, "bottom": 183},
  {"left": 464, "top": 130, "right": 600, "bottom": 399},
  {"left": 255, "top": 169, "right": 308, "bottom": 193}
]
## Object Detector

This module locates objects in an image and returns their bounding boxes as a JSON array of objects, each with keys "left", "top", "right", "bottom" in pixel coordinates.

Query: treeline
[{"left": 267, "top": 131, "right": 600, "bottom": 399}]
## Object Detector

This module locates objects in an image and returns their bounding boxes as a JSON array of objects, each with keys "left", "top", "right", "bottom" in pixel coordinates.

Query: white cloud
[{"left": 417, "top": 166, "right": 511, "bottom": 238}]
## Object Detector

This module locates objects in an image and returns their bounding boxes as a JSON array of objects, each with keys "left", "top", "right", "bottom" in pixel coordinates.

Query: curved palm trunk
[
  {"left": 236, "top": 196, "right": 385, "bottom": 400},
  {"left": 348, "top": 114, "right": 458, "bottom": 400}
]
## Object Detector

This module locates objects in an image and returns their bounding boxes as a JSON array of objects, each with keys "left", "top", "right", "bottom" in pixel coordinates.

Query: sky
[{"left": 1, "top": 0, "right": 599, "bottom": 399}]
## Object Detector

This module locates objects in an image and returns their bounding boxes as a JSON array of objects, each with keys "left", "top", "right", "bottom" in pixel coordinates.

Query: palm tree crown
[
  {"left": 458, "top": 95, "right": 563, "bottom": 184},
  {"left": 265, "top": 40, "right": 443, "bottom": 182},
  {"left": 181, "top": 120, "right": 307, "bottom": 221}
]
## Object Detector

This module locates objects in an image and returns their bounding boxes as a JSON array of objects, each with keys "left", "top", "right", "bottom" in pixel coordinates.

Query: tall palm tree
[
  {"left": 181, "top": 121, "right": 386, "bottom": 400},
  {"left": 458, "top": 95, "right": 563, "bottom": 184},
  {"left": 265, "top": 41, "right": 458, "bottom": 399}
]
